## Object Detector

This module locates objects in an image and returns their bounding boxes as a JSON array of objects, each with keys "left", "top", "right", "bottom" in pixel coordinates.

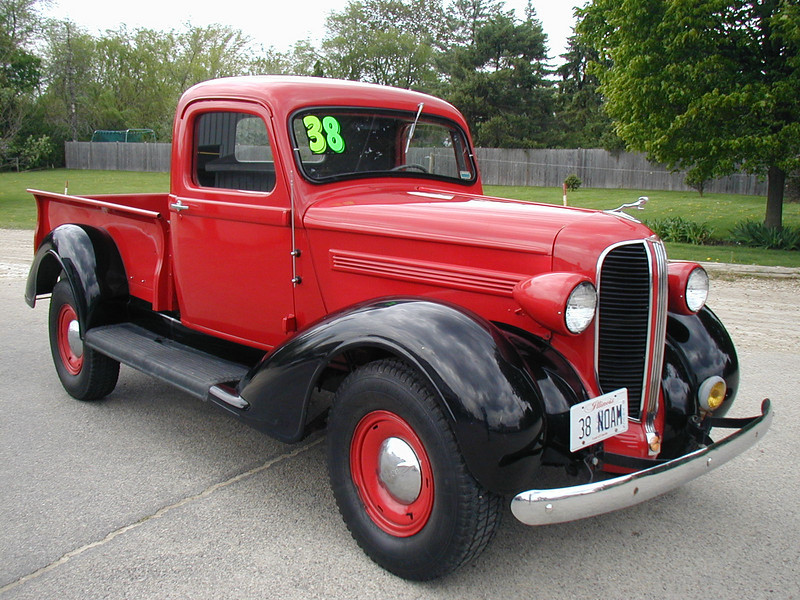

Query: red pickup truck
[{"left": 26, "top": 76, "right": 771, "bottom": 580}]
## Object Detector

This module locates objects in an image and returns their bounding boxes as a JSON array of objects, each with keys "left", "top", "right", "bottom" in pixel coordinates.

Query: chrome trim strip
[
  {"left": 644, "top": 239, "right": 669, "bottom": 451},
  {"left": 511, "top": 400, "right": 772, "bottom": 526},
  {"left": 209, "top": 385, "right": 250, "bottom": 410},
  {"left": 330, "top": 249, "right": 526, "bottom": 297}
]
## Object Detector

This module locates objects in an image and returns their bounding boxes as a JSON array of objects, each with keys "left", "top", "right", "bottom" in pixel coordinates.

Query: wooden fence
[
  {"left": 65, "top": 142, "right": 171, "bottom": 173},
  {"left": 65, "top": 142, "right": 767, "bottom": 196},
  {"left": 475, "top": 148, "right": 766, "bottom": 196}
]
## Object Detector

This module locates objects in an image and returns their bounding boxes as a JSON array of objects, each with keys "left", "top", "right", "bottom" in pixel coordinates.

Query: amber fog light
[{"left": 698, "top": 376, "right": 726, "bottom": 411}]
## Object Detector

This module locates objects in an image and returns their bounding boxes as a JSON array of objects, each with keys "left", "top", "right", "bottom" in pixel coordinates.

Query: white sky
[{"left": 41, "top": 0, "right": 577, "bottom": 63}]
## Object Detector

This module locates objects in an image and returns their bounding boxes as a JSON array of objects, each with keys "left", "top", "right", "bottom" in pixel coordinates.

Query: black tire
[
  {"left": 327, "top": 359, "right": 502, "bottom": 580},
  {"left": 48, "top": 279, "right": 119, "bottom": 401}
]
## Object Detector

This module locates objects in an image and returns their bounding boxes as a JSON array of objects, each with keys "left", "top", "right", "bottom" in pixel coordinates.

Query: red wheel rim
[
  {"left": 350, "top": 410, "right": 434, "bottom": 537},
  {"left": 57, "top": 304, "right": 83, "bottom": 375}
]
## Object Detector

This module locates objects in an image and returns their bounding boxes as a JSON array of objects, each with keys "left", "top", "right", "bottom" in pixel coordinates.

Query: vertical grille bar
[
  {"left": 596, "top": 242, "right": 651, "bottom": 420},
  {"left": 645, "top": 241, "right": 669, "bottom": 425}
]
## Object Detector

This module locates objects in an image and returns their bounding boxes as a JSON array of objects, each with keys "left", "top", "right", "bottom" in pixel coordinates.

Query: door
[{"left": 170, "top": 102, "right": 295, "bottom": 349}]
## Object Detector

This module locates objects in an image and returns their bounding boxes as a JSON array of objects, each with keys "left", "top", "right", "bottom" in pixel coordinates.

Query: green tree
[
  {"left": 249, "top": 45, "right": 294, "bottom": 75},
  {"left": 91, "top": 27, "right": 179, "bottom": 137},
  {"left": 554, "top": 33, "right": 619, "bottom": 149},
  {"left": 39, "top": 20, "right": 97, "bottom": 141},
  {"left": 0, "top": 0, "right": 42, "bottom": 164},
  {"left": 440, "top": 2, "right": 556, "bottom": 147},
  {"left": 173, "top": 24, "right": 253, "bottom": 89},
  {"left": 319, "top": 0, "right": 449, "bottom": 89},
  {"left": 578, "top": 0, "right": 800, "bottom": 228},
  {"left": 446, "top": 0, "right": 505, "bottom": 46},
  {"left": 44, "top": 23, "right": 260, "bottom": 141}
]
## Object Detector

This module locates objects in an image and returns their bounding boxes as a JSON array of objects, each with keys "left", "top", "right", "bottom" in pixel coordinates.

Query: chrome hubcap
[
  {"left": 67, "top": 319, "right": 83, "bottom": 358},
  {"left": 377, "top": 437, "right": 422, "bottom": 504}
]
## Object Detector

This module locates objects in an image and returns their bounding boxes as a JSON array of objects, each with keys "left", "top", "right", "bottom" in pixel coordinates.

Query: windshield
[{"left": 291, "top": 108, "right": 476, "bottom": 184}]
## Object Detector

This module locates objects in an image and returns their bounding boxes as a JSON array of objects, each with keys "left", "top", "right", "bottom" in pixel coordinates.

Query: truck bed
[{"left": 29, "top": 189, "right": 175, "bottom": 311}]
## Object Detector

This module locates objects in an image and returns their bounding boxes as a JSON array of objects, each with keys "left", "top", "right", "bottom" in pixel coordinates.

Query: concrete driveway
[{"left": 1, "top": 229, "right": 798, "bottom": 599}]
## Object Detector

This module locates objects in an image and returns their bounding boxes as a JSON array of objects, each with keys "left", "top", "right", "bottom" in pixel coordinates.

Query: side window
[{"left": 194, "top": 112, "right": 276, "bottom": 193}]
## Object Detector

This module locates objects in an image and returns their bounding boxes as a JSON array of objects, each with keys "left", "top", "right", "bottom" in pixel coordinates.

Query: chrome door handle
[{"left": 170, "top": 199, "right": 189, "bottom": 212}]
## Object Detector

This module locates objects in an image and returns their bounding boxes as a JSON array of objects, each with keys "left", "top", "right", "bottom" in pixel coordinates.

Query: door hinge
[{"left": 282, "top": 314, "right": 298, "bottom": 334}]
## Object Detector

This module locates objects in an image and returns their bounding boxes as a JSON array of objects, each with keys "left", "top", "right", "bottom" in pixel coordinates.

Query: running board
[{"left": 85, "top": 323, "right": 251, "bottom": 409}]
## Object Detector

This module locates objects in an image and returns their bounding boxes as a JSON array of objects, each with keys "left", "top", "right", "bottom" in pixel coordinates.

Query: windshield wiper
[{"left": 404, "top": 103, "right": 424, "bottom": 154}]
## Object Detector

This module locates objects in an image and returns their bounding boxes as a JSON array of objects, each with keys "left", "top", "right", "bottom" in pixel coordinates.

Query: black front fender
[
  {"left": 238, "top": 298, "right": 546, "bottom": 494},
  {"left": 661, "top": 306, "right": 740, "bottom": 450},
  {"left": 25, "top": 224, "right": 128, "bottom": 331}
]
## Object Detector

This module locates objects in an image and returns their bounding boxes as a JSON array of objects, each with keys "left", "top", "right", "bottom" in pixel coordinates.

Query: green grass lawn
[
  {"left": 485, "top": 185, "right": 800, "bottom": 236},
  {"left": 1, "top": 170, "right": 797, "bottom": 266},
  {"left": 0, "top": 169, "right": 169, "bottom": 229},
  {"left": 486, "top": 185, "right": 800, "bottom": 267}
]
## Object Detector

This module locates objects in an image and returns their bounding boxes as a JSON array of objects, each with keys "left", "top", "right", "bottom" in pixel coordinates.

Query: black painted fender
[
  {"left": 497, "top": 325, "right": 590, "bottom": 459},
  {"left": 238, "top": 298, "right": 548, "bottom": 494},
  {"left": 661, "top": 306, "right": 740, "bottom": 449},
  {"left": 25, "top": 224, "right": 129, "bottom": 332}
]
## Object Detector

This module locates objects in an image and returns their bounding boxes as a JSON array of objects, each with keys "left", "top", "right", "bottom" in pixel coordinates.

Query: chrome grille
[{"left": 596, "top": 242, "right": 651, "bottom": 420}]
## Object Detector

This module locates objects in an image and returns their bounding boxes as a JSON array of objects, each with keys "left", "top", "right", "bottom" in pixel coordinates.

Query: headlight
[
  {"left": 565, "top": 281, "right": 597, "bottom": 334},
  {"left": 512, "top": 273, "right": 596, "bottom": 336},
  {"left": 686, "top": 267, "right": 709, "bottom": 312}
]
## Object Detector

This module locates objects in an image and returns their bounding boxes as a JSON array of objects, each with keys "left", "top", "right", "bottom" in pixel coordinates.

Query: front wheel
[
  {"left": 327, "top": 359, "right": 502, "bottom": 580},
  {"left": 48, "top": 279, "right": 119, "bottom": 401}
]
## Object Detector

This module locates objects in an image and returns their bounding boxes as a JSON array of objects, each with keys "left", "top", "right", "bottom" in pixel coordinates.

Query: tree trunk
[{"left": 765, "top": 165, "right": 785, "bottom": 229}]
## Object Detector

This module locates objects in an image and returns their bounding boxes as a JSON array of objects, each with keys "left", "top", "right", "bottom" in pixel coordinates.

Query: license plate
[{"left": 569, "top": 388, "right": 629, "bottom": 452}]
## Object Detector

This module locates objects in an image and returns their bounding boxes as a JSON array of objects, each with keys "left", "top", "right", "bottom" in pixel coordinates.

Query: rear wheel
[
  {"left": 327, "top": 359, "right": 502, "bottom": 580},
  {"left": 48, "top": 279, "right": 119, "bottom": 401}
]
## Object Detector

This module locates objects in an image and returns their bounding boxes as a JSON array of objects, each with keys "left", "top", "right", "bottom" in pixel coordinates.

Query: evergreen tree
[
  {"left": 440, "top": 2, "right": 557, "bottom": 148},
  {"left": 554, "top": 33, "right": 619, "bottom": 149}
]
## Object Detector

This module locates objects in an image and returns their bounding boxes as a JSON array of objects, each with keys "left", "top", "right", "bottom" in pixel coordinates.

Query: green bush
[
  {"left": 4, "top": 135, "right": 57, "bottom": 171},
  {"left": 645, "top": 217, "right": 713, "bottom": 245},
  {"left": 684, "top": 171, "right": 709, "bottom": 196},
  {"left": 564, "top": 174, "right": 582, "bottom": 191},
  {"left": 730, "top": 221, "right": 800, "bottom": 250}
]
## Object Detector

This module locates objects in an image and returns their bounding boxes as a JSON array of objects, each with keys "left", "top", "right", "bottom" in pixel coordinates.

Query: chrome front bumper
[{"left": 511, "top": 399, "right": 772, "bottom": 526}]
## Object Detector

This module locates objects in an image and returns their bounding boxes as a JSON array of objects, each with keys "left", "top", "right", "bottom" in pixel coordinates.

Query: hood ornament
[{"left": 606, "top": 196, "right": 648, "bottom": 222}]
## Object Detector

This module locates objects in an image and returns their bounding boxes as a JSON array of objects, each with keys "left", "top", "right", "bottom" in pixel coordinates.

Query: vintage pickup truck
[{"left": 25, "top": 76, "right": 771, "bottom": 580}]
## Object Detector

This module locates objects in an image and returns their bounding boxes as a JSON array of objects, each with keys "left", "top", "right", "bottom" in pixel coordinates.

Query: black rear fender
[{"left": 25, "top": 224, "right": 128, "bottom": 332}]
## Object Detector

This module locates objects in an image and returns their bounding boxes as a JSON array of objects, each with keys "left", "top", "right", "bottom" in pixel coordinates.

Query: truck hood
[{"left": 303, "top": 187, "right": 617, "bottom": 256}]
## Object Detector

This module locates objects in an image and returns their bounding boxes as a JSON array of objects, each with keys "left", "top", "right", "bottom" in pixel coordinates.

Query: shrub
[
  {"left": 14, "top": 135, "right": 56, "bottom": 170},
  {"left": 645, "top": 217, "right": 713, "bottom": 245},
  {"left": 564, "top": 174, "right": 582, "bottom": 191},
  {"left": 684, "top": 171, "right": 708, "bottom": 196},
  {"left": 730, "top": 221, "right": 800, "bottom": 250}
]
